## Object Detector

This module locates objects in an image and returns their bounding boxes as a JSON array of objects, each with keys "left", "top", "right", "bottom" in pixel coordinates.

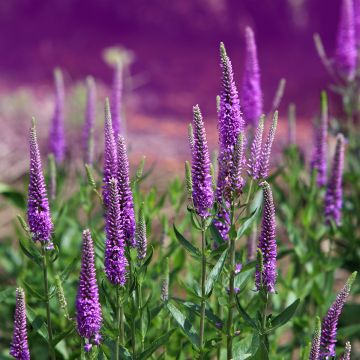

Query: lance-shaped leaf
[
  {"left": 173, "top": 224, "right": 201, "bottom": 258},
  {"left": 267, "top": 298, "right": 300, "bottom": 332},
  {"left": 205, "top": 249, "right": 228, "bottom": 295}
]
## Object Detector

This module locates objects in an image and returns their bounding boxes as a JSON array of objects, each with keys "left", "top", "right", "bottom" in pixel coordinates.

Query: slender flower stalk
[
  {"left": 311, "top": 92, "right": 328, "bottom": 187},
  {"left": 241, "top": 27, "right": 263, "bottom": 127},
  {"left": 76, "top": 229, "right": 102, "bottom": 350},
  {"left": 191, "top": 105, "right": 214, "bottom": 217},
  {"left": 136, "top": 205, "right": 147, "bottom": 260},
  {"left": 255, "top": 181, "right": 277, "bottom": 293},
  {"left": 325, "top": 134, "right": 345, "bottom": 226},
  {"left": 231, "top": 133, "right": 245, "bottom": 193},
  {"left": 117, "top": 135, "right": 136, "bottom": 247},
  {"left": 10, "top": 288, "right": 30, "bottom": 360},
  {"left": 340, "top": 342, "right": 351, "bottom": 360},
  {"left": 287, "top": 103, "right": 296, "bottom": 145},
  {"left": 111, "top": 61, "right": 123, "bottom": 138},
  {"left": 48, "top": 153, "right": 57, "bottom": 201},
  {"left": 309, "top": 317, "right": 321, "bottom": 360},
  {"left": 335, "top": 0, "right": 357, "bottom": 80},
  {"left": 188, "top": 123, "right": 195, "bottom": 152},
  {"left": 185, "top": 160, "right": 193, "bottom": 201},
  {"left": 28, "top": 118, "right": 54, "bottom": 247},
  {"left": 259, "top": 111, "right": 278, "bottom": 179},
  {"left": 161, "top": 257, "right": 170, "bottom": 302},
  {"left": 104, "top": 179, "right": 128, "bottom": 286},
  {"left": 214, "top": 42, "right": 244, "bottom": 240},
  {"left": 248, "top": 115, "right": 265, "bottom": 179},
  {"left": 320, "top": 272, "right": 357, "bottom": 358},
  {"left": 48, "top": 68, "right": 65, "bottom": 163},
  {"left": 83, "top": 76, "right": 96, "bottom": 165},
  {"left": 103, "top": 98, "right": 118, "bottom": 209}
]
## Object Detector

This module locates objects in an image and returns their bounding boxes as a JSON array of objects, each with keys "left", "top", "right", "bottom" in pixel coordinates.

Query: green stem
[
  {"left": 245, "top": 179, "right": 254, "bottom": 206},
  {"left": 139, "top": 282, "right": 145, "bottom": 351},
  {"left": 41, "top": 246, "right": 56, "bottom": 360},
  {"left": 199, "top": 218, "right": 206, "bottom": 358},
  {"left": 226, "top": 226, "right": 236, "bottom": 359},
  {"left": 115, "top": 287, "right": 121, "bottom": 360},
  {"left": 129, "top": 262, "right": 136, "bottom": 357}
]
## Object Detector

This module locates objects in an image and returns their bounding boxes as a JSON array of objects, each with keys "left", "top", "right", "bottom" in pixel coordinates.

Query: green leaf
[
  {"left": 268, "top": 298, "right": 300, "bottom": 331},
  {"left": 0, "top": 287, "right": 16, "bottom": 303},
  {"left": 235, "top": 296, "right": 258, "bottom": 330},
  {"left": 234, "top": 269, "right": 254, "bottom": 290},
  {"left": 233, "top": 333, "right": 260, "bottom": 360},
  {"left": 167, "top": 302, "right": 200, "bottom": 348},
  {"left": 209, "top": 223, "right": 225, "bottom": 245},
  {"left": 252, "top": 336, "right": 269, "bottom": 360},
  {"left": 136, "top": 329, "right": 175, "bottom": 360},
  {"left": 27, "top": 305, "right": 49, "bottom": 341},
  {"left": 173, "top": 224, "right": 201, "bottom": 258},
  {"left": 0, "top": 183, "right": 26, "bottom": 209},
  {"left": 205, "top": 249, "right": 228, "bottom": 296},
  {"left": 19, "top": 237, "right": 42, "bottom": 266},
  {"left": 52, "top": 325, "right": 75, "bottom": 346}
]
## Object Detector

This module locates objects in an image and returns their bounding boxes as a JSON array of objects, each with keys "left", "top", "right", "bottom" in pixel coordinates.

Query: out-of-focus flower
[
  {"left": 83, "top": 76, "right": 96, "bottom": 165},
  {"left": 136, "top": 205, "right": 147, "bottom": 260},
  {"left": 111, "top": 61, "right": 123, "bottom": 137},
  {"left": 309, "top": 317, "right": 321, "bottom": 360},
  {"left": 248, "top": 115, "right": 265, "bottom": 179}
]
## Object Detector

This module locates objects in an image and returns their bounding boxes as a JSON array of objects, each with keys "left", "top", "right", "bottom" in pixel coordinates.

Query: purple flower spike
[
  {"left": 28, "top": 119, "right": 53, "bottom": 245},
  {"left": 83, "top": 76, "right": 96, "bottom": 165},
  {"left": 248, "top": 115, "right": 265, "bottom": 179},
  {"left": 311, "top": 92, "right": 328, "bottom": 187},
  {"left": 340, "top": 342, "right": 351, "bottom": 360},
  {"left": 76, "top": 229, "right": 102, "bottom": 344},
  {"left": 354, "top": 0, "right": 360, "bottom": 47},
  {"left": 259, "top": 111, "right": 278, "bottom": 179},
  {"left": 191, "top": 105, "right": 214, "bottom": 218},
  {"left": 255, "top": 181, "right": 277, "bottom": 293},
  {"left": 335, "top": 0, "right": 357, "bottom": 80},
  {"left": 320, "top": 272, "right": 357, "bottom": 358},
  {"left": 84, "top": 343, "right": 92, "bottom": 353},
  {"left": 48, "top": 68, "right": 65, "bottom": 163},
  {"left": 231, "top": 133, "right": 245, "bottom": 194},
  {"left": 214, "top": 42, "right": 245, "bottom": 240},
  {"left": 10, "top": 288, "right": 30, "bottom": 360},
  {"left": 103, "top": 98, "right": 118, "bottom": 209},
  {"left": 325, "top": 134, "right": 345, "bottom": 226},
  {"left": 105, "top": 179, "right": 128, "bottom": 286},
  {"left": 111, "top": 61, "right": 123, "bottom": 137},
  {"left": 309, "top": 317, "right": 321, "bottom": 360},
  {"left": 241, "top": 27, "right": 263, "bottom": 127},
  {"left": 137, "top": 205, "right": 147, "bottom": 260},
  {"left": 117, "top": 135, "right": 136, "bottom": 247}
]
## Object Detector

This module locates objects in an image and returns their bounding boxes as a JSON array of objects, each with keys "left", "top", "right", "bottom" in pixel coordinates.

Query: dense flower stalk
[
  {"left": 27, "top": 119, "right": 53, "bottom": 245},
  {"left": 117, "top": 135, "right": 136, "bottom": 247},
  {"left": 259, "top": 111, "right": 278, "bottom": 179},
  {"left": 325, "top": 134, "right": 345, "bottom": 226},
  {"left": 255, "top": 181, "right": 277, "bottom": 293},
  {"left": 103, "top": 98, "right": 118, "bottom": 209},
  {"left": 248, "top": 115, "right": 265, "bottom": 179},
  {"left": 48, "top": 68, "right": 65, "bottom": 163},
  {"left": 83, "top": 76, "right": 96, "bottom": 165},
  {"left": 76, "top": 229, "right": 102, "bottom": 346},
  {"left": 335, "top": 0, "right": 356, "bottom": 80},
  {"left": 190, "top": 105, "right": 214, "bottom": 217},
  {"left": 231, "top": 133, "right": 245, "bottom": 193},
  {"left": 320, "top": 272, "right": 356, "bottom": 358},
  {"left": 136, "top": 205, "right": 147, "bottom": 260},
  {"left": 340, "top": 342, "right": 351, "bottom": 360},
  {"left": 111, "top": 61, "right": 123, "bottom": 137},
  {"left": 214, "top": 42, "right": 244, "bottom": 240},
  {"left": 241, "top": 27, "right": 263, "bottom": 127},
  {"left": 311, "top": 92, "right": 328, "bottom": 187},
  {"left": 104, "top": 179, "right": 128, "bottom": 285},
  {"left": 309, "top": 317, "right": 321, "bottom": 360},
  {"left": 160, "top": 257, "right": 169, "bottom": 302},
  {"left": 10, "top": 288, "right": 30, "bottom": 360}
]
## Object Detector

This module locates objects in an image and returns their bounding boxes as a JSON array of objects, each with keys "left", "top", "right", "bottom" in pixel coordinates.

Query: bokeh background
[{"left": 0, "top": 0, "right": 341, "bottom": 182}]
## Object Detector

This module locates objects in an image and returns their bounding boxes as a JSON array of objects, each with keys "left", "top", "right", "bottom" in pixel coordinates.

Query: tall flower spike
[
  {"left": 320, "top": 272, "right": 357, "bottom": 358},
  {"left": 48, "top": 68, "right": 65, "bottom": 163},
  {"left": 248, "top": 115, "right": 265, "bottom": 179},
  {"left": 311, "top": 92, "right": 328, "bottom": 187},
  {"left": 105, "top": 179, "right": 128, "bottom": 285},
  {"left": 188, "top": 123, "right": 195, "bottom": 152},
  {"left": 214, "top": 42, "right": 244, "bottom": 240},
  {"left": 10, "top": 288, "right": 30, "bottom": 360},
  {"left": 136, "top": 205, "right": 147, "bottom": 260},
  {"left": 111, "top": 61, "right": 123, "bottom": 137},
  {"left": 335, "top": 0, "right": 357, "bottom": 80},
  {"left": 309, "top": 317, "right": 321, "bottom": 360},
  {"left": 325, "top": 134, "right": 345, "bottom": 226},
  {"left": 259, "top": 111, "right": 278, "bottom": 179},
  {"left": 241, "top": 27, "right": 263, "bottom": 127},
  {"left": 83, "top": 76, "right": 96, "bottom": 165},
  {"left": 76, "top": 229, "right": 102, "bottom": 346},
  {"left": 161, "top": 257, "right": 170, "bottom": 302},
  {"left": 255, "top": 181, "right": 277, "bottom": 293},
  {"left": 231, "top": 132, "right": 245, "bottom": 193},
  {"left": 103, "top": 98, "right": 118, "bottom": 209},
  {"left": 191, "top": 105, "right": 214, "bottom": 217},
  {"left": 117, "top": 135, "right": 136, "bottom": 247},
  {"left": 354, "top": 0, "right": 360, "bottom": 47},
  {"left": 28, "top": 118, "right": 53, "bottom": 245},
  {"left": 340, "top": 342, "right": 351, "bottom": 360}
]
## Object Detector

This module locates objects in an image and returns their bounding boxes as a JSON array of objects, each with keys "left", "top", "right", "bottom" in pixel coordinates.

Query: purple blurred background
[{"left": 0, "top": 0, "right": 341, "bottom": 181}]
